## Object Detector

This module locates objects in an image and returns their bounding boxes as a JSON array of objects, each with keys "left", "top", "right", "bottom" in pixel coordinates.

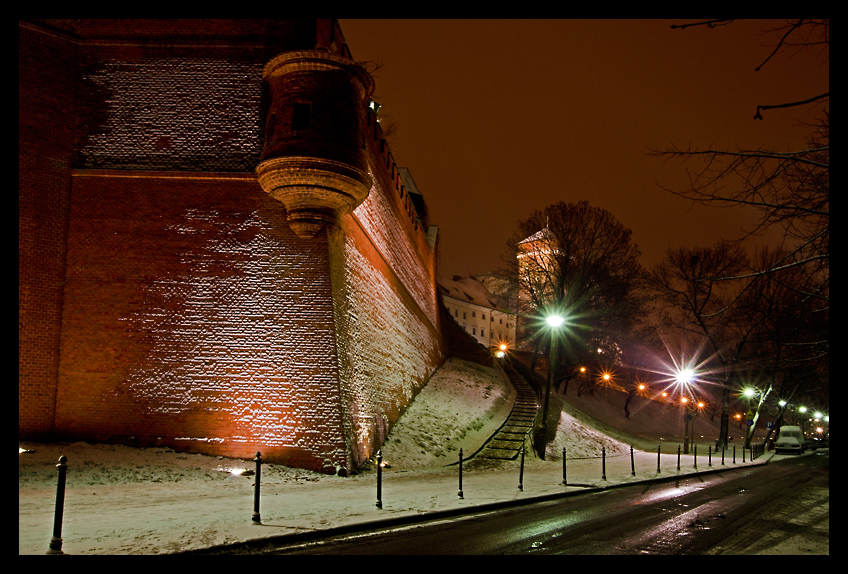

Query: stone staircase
[{"left": 476, "top": 362, "right": 539, "bottom": 460}]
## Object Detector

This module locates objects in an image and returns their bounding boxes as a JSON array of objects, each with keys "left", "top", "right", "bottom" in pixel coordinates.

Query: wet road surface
[{"left": 245, "top": 452, "right": 829, "bottom": 555}]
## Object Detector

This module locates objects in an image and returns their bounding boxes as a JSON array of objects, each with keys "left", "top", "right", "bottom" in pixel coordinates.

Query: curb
[{"left": 173, "top": 455, "right": 772, "bottom": 555}]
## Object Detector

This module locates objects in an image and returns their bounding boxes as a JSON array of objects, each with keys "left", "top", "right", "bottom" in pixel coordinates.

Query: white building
[{"left": 439, "top": 275, "right": 516, "bottom": 349}]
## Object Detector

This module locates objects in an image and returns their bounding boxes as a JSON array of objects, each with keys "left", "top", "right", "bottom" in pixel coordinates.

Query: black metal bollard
[
  {"left": 722, "top": 445, "right": 726, "bottom": 466},
  {"left": 601, "top": 446, "right": 606, "bottom": 481},
  {"left": 743, "top": 445, "right": 747, "bottom": 463},
  {"left": 694, "top": 445, "right": 698, "bottom": 469},
  {"left": 733, "top": 445, "right": 736, "bottom": 464},
  {"left": 518, "top": 444, "right": 525, "bottom": 491},
  {"left": 252, "top": 452, "right": 262, "bottom": 524},
  {"left": 457, "top": 448, "right": 464, "bottom": 499},
  {"left": 562, "top": 447, "right": 567, "bottom": 485},
  {"left": 657, "top": 445, "right": 661, "bottom": 474},
  {"left": 708, "top": 445, "right": 712, "bottom": 467},
  {"left": 376, "top": 450, "right": 383, "bottom": 509},
  {"left": 677, "top": 445, "right": 681, "bottom": 471},
  {"left": 47, "top": 455, "right": 68, "bottom": 555},
  {"left": 630, "top": 446, "right": 635, "bottom": 476}
]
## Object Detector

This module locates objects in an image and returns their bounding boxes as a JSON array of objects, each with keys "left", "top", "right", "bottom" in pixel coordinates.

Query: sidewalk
[{"left": 19, "top": 441, "right": 774, "bottom": 555}]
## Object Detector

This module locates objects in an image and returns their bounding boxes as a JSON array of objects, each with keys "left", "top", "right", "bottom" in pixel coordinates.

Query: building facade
[
  {"left": 19, "top": 19, "right": 444, "bottom": 475},
  {"left": 439, "top": 275, "right": 515, "bottom": 350}
]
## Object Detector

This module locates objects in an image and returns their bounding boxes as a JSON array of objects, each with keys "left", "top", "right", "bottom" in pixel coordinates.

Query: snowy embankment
[{"left": 378, "top": 357, "right": 515, "bottom": 468}]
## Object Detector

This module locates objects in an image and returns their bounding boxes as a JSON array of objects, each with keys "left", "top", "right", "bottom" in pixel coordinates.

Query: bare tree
[
  {"left": 736, "top": 247, "right": 829, "bottom": 446},
  {"left": 649, "top": 241, "right": 828, "bottom": 449},
  {"left": 499, "top": 201, "right": 648, "bottom": 450},
  {"left": 648, "top": 20, "right": 829, "bottom": 441},
  {"left": 651, "top": 19, "right": 829, "bottom": 299},
  {"left": 648, "top": 241, "right": 760, "bottom": 449}
]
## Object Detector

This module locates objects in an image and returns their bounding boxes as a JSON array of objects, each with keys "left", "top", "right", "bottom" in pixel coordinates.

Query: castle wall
[
  {"left": 20, "top": 19, "right": 445, "bottom": 474},
  {"left": 328, "top": 129, "right": 445, "bottom": 468},
  {"left": 19, "top": 20, "right": 80, "bottom": 437},
  {"left": 56, "top": 172, "right": 349, "bottom": 472}
]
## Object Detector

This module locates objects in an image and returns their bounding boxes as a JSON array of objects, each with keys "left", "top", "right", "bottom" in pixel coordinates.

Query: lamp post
[
  {"left": 538, "top": 313, "right": 564, "bottom": 459},
  {"left": 674, "top": 368, "right": 697, "bottom": 454}
]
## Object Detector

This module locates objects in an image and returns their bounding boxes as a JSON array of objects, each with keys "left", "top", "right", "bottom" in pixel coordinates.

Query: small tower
[{"left": 256, "top": 50, "right": 375, "bottom": 238}]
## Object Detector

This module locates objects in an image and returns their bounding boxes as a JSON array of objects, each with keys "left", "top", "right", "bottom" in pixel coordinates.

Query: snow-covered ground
[{"left": 19, "top": 357, "right": 819, "bottom": 555}]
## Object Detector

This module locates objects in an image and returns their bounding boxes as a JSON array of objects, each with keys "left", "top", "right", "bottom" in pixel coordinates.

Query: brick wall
[
  {"left": 20, "top": 19, "right": 446, "bottom": 474},
  {"left": 56, "top": 172, "right": 348, "bottom": 472},
  {"left": 19, "top": 20, "right": 80, "bottom": 437}
]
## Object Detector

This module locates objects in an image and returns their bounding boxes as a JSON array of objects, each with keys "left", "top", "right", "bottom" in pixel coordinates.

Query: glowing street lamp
[
  {"left": 675, "top": 369, "right": 694, "bottom": 385},
  {"left": 539, "top": 312, "right": 565, "bottom": 457}
]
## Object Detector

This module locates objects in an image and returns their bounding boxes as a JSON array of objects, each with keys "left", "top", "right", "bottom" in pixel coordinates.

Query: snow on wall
[
  {"left": 48, "top": 43, "right": 445, "bottom": 474},
  {"left": 57, "top": 166, "right": 444, "bottom": 474},
  {"left": 352, "top": 173, "right": 438, "bottom": 329},
  {"left": 56, "top": 175, "right": 348, "bottom": 473},
  {"left": 77, "top": 57, "right": 263, "bottom": 172},
  {"left": 329, "top": 219, "right": 444, "bottom": 470}
]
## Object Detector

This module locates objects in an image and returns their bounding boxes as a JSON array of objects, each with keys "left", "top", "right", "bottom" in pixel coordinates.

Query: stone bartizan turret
[{"left": 256, "top": 50, "right": 375, "bottom": 238}]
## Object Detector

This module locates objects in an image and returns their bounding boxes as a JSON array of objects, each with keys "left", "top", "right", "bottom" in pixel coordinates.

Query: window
[
  {"left": 481, "top": 329, "right": 485, "bottom": 338},
  {"left": 499, "top": 318, "right": 503, "bottom": 324},
  {"left": 482, "top": 314, "right": 486, "bottom": 320},
  {"left": 463, "top": 312, "right": 466, "bottom": 320},
  {"left": 472, "top": 327, "right": 476, "bottom": 335},
  {"left": 292, "top": 103, "right": 311, "bottom": 130},
  {"left": 472, "top": 311, "right": 476, "bottom": 318},
  {"left": 455, "top": 309, "right": 458, "bottom": 317}
]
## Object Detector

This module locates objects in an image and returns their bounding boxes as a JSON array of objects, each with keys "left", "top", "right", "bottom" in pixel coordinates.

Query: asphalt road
[{"left": 254, "top": 451, "right": 828, "bottom": 555}]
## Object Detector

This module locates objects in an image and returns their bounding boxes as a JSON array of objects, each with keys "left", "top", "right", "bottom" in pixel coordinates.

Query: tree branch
[{"left": 754, "top": 92, "right": 829, "bottom": 120}]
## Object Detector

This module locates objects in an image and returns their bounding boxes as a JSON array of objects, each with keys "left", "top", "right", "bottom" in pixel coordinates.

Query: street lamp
[
  {"left": 539, "top": 312, "right": 565, "bottom": 458},
  {"left": 675, "top": 368, "right": 695, "bottom": 454}
]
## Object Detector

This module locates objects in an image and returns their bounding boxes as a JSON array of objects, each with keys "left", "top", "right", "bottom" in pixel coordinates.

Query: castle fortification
[{"left": 19, "top": 19, "right": 444, "bottom": 475}]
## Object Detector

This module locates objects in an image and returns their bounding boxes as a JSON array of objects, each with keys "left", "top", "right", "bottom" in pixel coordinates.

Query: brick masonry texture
[
  {"left": 20, "top": 20, "right": 445, "bottom": 474},
  {"left": 57, "top": 173, "right": 348, "bottom": 472}
]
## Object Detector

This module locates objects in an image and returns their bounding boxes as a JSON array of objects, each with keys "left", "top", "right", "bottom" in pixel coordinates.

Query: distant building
[
  {"left": 516, "top": 224, "right": 558, "bottom": 310},
  {"left": 439, "top": 275, "right": 515, "bottom": 349}
]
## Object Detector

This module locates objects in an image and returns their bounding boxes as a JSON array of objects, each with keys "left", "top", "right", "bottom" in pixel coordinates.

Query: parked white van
[{"left": 775, "top": 425, "right": 805, "bottom": 454}]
